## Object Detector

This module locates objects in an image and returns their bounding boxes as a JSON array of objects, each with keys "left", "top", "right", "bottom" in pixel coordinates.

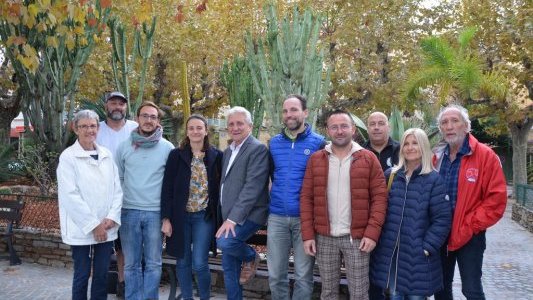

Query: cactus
[
  {"left": 389, "top": 106, "right": 405, "bottom": 142},
  {"left": 220, "top": 56, "right": 264, "bottom": 137},
  {"left": 109, "top": 16, "right": 156, "bottom": 116},
  {"left": 245, "top": 4, "right": 330, "bottom": 135}
]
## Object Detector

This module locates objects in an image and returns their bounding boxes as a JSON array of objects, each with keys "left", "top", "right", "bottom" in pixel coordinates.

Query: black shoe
[{"left": 116, "top": 281, "right": 125, "bottom": 298}]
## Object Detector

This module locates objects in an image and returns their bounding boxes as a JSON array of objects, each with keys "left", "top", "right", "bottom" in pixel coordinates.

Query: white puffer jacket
[{"left": 57, "top": 140, "right": 122, "bottom": 245}]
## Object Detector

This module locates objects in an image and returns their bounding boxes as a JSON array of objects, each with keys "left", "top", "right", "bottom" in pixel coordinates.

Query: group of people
[{"left": 57, "top": 91, "right": 507, "bottom": 300}]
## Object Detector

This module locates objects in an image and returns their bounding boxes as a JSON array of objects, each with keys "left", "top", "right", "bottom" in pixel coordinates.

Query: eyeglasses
[
  {"left": 328, "top": 124, "right": 352, "bottom": 132},
  {"left": 139, "top": 114, "right": 159, "bottom": 121},
  {"left": 77, "top": 124, "right": 98, "bottom": 130}
]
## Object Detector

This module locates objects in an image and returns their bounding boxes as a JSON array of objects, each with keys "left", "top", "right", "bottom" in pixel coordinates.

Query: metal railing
[{"left": 0, "top": 193, "right": 59, "bottom": 234}]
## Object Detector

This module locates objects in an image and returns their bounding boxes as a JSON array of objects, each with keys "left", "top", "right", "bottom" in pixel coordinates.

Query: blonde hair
[{"left": 392, "top": 128, "right": 434, "bottom": 175}]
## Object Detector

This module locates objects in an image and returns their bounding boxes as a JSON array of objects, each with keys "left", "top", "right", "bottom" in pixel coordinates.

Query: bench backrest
[{"left": 0, "top": 199, "right": 24, "bottom": 224}]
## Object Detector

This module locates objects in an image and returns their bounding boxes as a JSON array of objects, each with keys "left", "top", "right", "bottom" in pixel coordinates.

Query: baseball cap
[{"left": 105, "top": 91, "right": 128, "bottom": 103}]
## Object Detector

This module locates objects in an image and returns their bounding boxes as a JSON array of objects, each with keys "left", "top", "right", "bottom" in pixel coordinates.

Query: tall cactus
[
  {"left": 245, "top": 4, "right": 330, "bottom": 135},
  {"left": 109, "top": 16, "right": 156, "bottom": 116},
  {"left": 220, "top": 56, "right": 264, "bottom": 137}
]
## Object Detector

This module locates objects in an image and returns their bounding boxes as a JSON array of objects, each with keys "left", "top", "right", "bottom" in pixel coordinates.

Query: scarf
[{"left": 131, "top": 126, "right": 163, "bottom": 149}]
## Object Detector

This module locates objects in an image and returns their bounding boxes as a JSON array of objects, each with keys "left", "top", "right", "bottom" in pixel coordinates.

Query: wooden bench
[
  {"left": 161, "top": 227, "right": 349, "bottom": 299},
  {"left": 0, "top": 197, "right": 24, "bottom": 266}
]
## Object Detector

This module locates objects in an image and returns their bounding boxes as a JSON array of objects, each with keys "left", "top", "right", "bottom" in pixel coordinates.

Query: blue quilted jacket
[
  {"left": 370, "top": 167, "right": 451, "bottom": 296},
  {"left": 269, "top": 125, "right": 324, "bottom": 216}
]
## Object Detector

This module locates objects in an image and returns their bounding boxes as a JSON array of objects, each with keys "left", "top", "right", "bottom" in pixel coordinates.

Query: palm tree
[
  {"left": 405, "top": 28, "right": 533, "bottom": 190},
  {"left": 405, "top": 27, "right": 507, "bottom": 104}
]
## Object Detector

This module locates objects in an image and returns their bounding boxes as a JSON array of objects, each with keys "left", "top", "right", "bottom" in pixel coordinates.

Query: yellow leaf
[
  {"left": 28, "top": 4, "right": 39, "bottom": 18},
  {"left": 56, "top": 25, "right": 68, "bottom": 35},
  {"left": 73, "top": 26, "right": 85, "bottom": 35},
  {"left": 79, "top": 37, "right": 88, "bottom": 46},
  {"left": 74, "top": 6, "right": 85, "bottom": 23},
  {"left": 46, "top": 36, "right": 58, "bottom": 48},
  {"left": 66, "top": 35, "right": 75, "bottom": 50},
  {"left": 47, "top": 10, "right": 57, "bottom": 26},
  {"left": 36, "top": 22, "right": 47, "bottom": 32},
  {"left": 39, "top": 0, "right": 52, "bottom": 10}
]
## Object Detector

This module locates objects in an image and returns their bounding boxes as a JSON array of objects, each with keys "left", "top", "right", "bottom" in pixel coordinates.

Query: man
[
  {"left": 363, "top": 112, "right": 399, "bottom": 300},
  {"left": 96, "top": 91, "right": 137, "bottom": 297},
  {"left": 97, "top": 91, "right": 138, "bottom": 157},
  {"left": 433, "top": 104, "right": 507, "bottom": 300},
  {"left": 268, "top": 95, "right": 325, "bottom": 299},
  {"left": 300, "top": 109, "right": 388, "bottom": 300},
  {"left": 115, "top": 101, "right": 174, "bottom": 300},
  {"left": 216, "top": 106, "right": 270, "bottom": 300},
  {"left": 363, "top": 112, "right": 400, "bottom": 171}
]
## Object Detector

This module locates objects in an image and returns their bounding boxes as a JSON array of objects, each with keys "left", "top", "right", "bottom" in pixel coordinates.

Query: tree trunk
[
  {"left": 0, "top": 93, "right": 21, "bottom": 146},
  {"left": 509, "top": 118, "right": 533, "bottom": 192}
]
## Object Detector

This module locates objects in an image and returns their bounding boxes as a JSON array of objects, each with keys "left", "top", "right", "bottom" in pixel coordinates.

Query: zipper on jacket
[{"left": 386, "top": 176, "right": 409, "bottom": 293}]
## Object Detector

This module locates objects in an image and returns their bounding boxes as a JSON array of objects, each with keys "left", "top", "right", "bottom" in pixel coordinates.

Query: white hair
[
  {"left": 73, "top": 109, "right": 100, "bottom": 127},
  {"left": 436, "top": 104, "right": 471, "bottom": 132},
  {"left": 226, "top": 106, "right": 253, "bottom": 125}
]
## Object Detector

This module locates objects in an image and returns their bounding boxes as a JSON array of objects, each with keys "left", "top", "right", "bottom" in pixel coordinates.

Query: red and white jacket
[{"left": 433, "top": 134, "right": 507, "bottom": 251}]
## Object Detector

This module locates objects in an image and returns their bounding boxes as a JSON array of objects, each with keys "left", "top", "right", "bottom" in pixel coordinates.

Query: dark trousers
[
  {"left": 434, "top": 231, "right": 486, "bottom": 300},
  {"left": 71, "top": 242, "right": 113, "bottom": 300}
]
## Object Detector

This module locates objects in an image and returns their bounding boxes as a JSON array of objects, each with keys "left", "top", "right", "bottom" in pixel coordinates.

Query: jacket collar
[
  {"left": 325, "top": 141, "right": 363, "bottom": 156},
  {"left": 72, "top": 140, "right": 111, "bottom": 160},
  {"left": 281, "top": 123, "right": 312, "bottom": 140}
]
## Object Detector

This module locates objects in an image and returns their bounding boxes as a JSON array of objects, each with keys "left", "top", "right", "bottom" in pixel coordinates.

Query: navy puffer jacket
[
  {"left": 370, "top": 167, "right": 451, "bottom": 296},
  {"left": 269, "top": 124, "right": 324, "bottom": 216}
]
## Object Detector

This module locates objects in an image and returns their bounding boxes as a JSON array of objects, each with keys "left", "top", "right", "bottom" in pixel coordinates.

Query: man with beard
[
  {"left": 96, "top": 91, "right": 137, "bottom": 298},
  {"left": 97, "top": 92, "right": 138, "bottom": 158},
  {"left": 115, "top": 102, "right": 174, "bottom": 300},
  {"left": 300, "top": 109, "right": 387, "bottom": 300},
  {"left": 267, "top": 94, "right": 325, "bottom": 299},
  {"left": 433, "top": 104, "right": 506, "bottom": 300}
]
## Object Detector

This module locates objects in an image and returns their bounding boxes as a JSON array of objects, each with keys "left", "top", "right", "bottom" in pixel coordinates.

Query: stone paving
[{"left": 1, "top": 200, "right": 532, "bottom": 299}]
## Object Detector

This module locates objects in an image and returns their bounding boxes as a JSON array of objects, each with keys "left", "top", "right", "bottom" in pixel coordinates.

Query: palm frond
[
  {"left": 405, "top": 67, "right": 451, "bottom": 101},
  {"left": 420, "top": 37, "right": 454, "bottom": 68},
  {"left": 457, "top": 27, "right": 477, "bottom": 50},
  {"left": 478, "top": 71, "right": 509, "bottom": 101},
  {"left": 450, "top": 58, "right": 484, "bottom": 100}
]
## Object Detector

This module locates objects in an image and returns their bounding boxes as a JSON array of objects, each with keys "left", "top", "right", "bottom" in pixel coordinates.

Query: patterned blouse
[{"left": 186, "top": 152, "right": 209, "bottom": 212}]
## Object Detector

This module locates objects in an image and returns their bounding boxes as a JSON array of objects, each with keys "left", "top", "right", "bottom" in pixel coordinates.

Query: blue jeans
[
  {"left": 216, "top": 219, "right": 261, "bottom": 300},
  {"left": 120, "top": 209, "right": 162, "bottom": 300},
  {"left": 267, "top": 214, "right": 314, "bottom": 300},
  {"left": 434, "top": 231, "right": 486, "bottom": 300},
  {"left": 71, "top": 241, "right": 113, "bottom": 300},
  {"left": 176, "top": 210, "right": 214, "bottom": 300}
]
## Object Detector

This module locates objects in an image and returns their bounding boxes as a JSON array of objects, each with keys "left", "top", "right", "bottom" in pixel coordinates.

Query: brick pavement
[{"left": 1, "top": 200, "right": 531, "bottom": 299}]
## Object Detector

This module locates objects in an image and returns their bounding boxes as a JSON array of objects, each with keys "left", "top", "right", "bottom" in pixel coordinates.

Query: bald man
[
  {"left": 363, "top": 112, "right": 399, "bottom": 172},
  {"left": 365, "top": 112, "right": 399, "bottom": 300}
]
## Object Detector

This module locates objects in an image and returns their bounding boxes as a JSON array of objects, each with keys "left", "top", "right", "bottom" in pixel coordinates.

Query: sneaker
[
  {"left": 239, "top": 254, "right": 260, "bottom": 285},
  {"left": 116, "top": 281, "right": 125, "bottom": 298}
]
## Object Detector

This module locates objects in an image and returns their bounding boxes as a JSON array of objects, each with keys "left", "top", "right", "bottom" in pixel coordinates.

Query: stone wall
[
  {"left": 512, "top": 202, "right": 533, "bottom": 233},
  {"left": 0, "top": 228, "right": 72, "bottom": 268}
]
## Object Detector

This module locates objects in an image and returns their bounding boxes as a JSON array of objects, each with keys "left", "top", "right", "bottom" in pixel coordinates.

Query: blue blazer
[{"left": 370, "top": 167, "right": 451, "bottom": 295}]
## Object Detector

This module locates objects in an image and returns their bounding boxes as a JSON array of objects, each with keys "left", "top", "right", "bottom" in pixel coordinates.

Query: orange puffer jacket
[{"left": 300, "top": 148, "right": 388, "bottom": 242}]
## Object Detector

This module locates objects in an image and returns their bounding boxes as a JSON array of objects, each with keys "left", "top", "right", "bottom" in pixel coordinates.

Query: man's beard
[
  {"left": 285, "top": 118, "right": 303, "bottom": 131},
  {"left": 107, "top": 110, "right": 125, "bottom": 121}
]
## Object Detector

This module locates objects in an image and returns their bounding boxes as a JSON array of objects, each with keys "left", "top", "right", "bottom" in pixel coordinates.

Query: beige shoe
[{"left": 239, "top": 254, "right": 260, "bottom": 285}]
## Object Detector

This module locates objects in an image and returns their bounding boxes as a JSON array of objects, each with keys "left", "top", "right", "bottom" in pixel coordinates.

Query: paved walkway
[{"left": 1, "top": 201, "right": 532, "bottom": 299}]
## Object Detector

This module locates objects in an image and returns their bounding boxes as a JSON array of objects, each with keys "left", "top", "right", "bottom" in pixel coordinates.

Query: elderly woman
[
  {"left": 57, "top": 109, "right": 122, "bottom": 300},
  {"left": 370, "top": 128, "right": 452, "bottom": 299},
  {"left": 161, "top": 114, "right": 222, "bottom": 300}
]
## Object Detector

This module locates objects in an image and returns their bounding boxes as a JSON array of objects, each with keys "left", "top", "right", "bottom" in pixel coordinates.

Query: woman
[
  {"left": 161, "top": 114, "right": 223, "bottom": 300},
  {"left": 57, "top": 109, "right": 122, "bottom": 300},
  {"left": 370, "top": 128, "right": 452, "bottom": 299}
]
